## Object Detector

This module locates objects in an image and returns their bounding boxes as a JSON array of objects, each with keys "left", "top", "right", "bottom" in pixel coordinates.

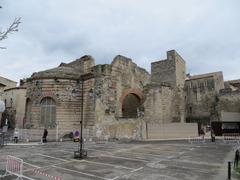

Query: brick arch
[
  {"left": 39, "top": 92, "right": 58, "bottom": 105},
  {"left": 40, "top": 96, "right": 57, "bottom": 129},
  {"left": 119, "top": 88, "right": 144, "bottom": 105}
]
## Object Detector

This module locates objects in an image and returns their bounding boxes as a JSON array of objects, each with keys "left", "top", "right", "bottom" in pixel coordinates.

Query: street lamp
[{"left": 74, "top": 73, "right": 94, "bottom": 159}]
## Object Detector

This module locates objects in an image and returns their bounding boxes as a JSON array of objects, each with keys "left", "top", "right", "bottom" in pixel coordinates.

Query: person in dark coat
[
  {"left": 42, "top": 129, "right": 48, "bottom": 143},
  {"left": 234, "top": 149, "right": 239, "bottom": 168},
  {"left": 211, "top": 128, "right": 215, "bottom": 142}
]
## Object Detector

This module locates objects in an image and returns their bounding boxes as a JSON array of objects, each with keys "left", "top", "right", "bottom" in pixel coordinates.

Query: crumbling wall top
[{"left": 30, "top": 55, "right": 95, "bottom": 80}]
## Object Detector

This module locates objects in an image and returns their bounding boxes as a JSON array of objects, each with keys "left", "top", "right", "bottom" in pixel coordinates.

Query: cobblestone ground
[{"left": 0, "top": 140, "right": 238, "bottom": 180}]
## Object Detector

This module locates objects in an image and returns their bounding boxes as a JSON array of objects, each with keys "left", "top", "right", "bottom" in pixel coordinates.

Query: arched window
[
  {"left": 40, "top": 97, "right": 56, "bottom": 128},
  {"left": 122, "top": 93, "right": 141, "bottom": 118}
]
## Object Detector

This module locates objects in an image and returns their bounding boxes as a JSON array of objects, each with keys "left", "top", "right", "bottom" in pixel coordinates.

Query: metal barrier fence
[
  {"left": 91, "top": 137, "right": 108, "bottom": 144},
  {"left": 3, "top": 155, "right": 23, "bottom": 180},
  {"left": 0, "top": 155, "right": 63, "bottom": 180},
  {"left": 223, "top": 133, "right": 240, "bottom": 144},
  {"left": 188, "top": 136, "right": 205, "bottom": 144}
]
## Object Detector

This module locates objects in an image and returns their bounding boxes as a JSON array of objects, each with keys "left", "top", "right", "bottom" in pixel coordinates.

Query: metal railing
[{"left": 188, "top": 136, "right": 205, "bottom": 144}]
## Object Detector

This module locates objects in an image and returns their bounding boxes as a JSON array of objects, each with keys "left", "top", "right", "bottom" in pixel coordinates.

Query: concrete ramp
[{"left": 146, "top": 123, "right": 198, "bottom": 139}]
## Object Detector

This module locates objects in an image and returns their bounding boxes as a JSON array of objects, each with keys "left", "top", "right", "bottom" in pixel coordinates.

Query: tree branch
[{"left": 0, "top": 17, "right": 21, "bottom": 41}]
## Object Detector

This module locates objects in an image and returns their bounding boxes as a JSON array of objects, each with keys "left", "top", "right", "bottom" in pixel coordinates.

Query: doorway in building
[{"left": 122, "top": 93, "right": 141, "bottom": 118}]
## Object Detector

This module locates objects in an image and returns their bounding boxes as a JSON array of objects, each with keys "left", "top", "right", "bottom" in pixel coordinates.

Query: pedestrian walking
[
  {"left": 200, "top": 127, "right": 205, "bottom": 140},
  {"left": 42, "top": 129, "right": 48, "bottom": 143},
  {"left": 211, "top": 128, "right": 215, "bottom": 142},
  {"left": 13, "top": 128, "right": 19, "bottom": 143},
  {"left": 234, "top": 149, "right": 239, "bottom": 168}
]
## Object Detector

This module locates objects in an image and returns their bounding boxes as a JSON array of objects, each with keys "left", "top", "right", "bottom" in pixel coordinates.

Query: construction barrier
[
  {"left": 3, "top": 155, "right": 23, "bottom": 180},
  {"left": 188, "top": 136, "right": 205, "bottom": 144},
  {"left": 223, "top": 133, "right": 240, "bottom": 144},
  {"left": 33, "top": 168, "right": 63, "bottom": 180},
  {"left": 0, "top": 156, "right": 63, "bottom": 180}
]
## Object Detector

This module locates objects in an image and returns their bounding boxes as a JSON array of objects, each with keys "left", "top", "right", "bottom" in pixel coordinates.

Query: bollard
[{"left": 228, "top": 161, "right": 231, "bottom": 180}]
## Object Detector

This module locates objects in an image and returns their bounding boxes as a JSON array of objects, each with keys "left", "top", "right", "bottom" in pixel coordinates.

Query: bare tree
[{"left": 0, "top": 6, "right": 21, "bottom": 49}]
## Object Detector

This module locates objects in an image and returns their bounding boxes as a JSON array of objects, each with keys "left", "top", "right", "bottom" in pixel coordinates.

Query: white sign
[{"left": 0, "top": 100, "right": 5, "bottom": 113}]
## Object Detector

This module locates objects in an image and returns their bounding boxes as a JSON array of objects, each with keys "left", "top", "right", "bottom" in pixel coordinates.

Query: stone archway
[
  {"left": 122, "top": 93, "right": 141, "bottom": 118},
  {"left": 120, "top": 88, "right": 144, "bottom": 118}
]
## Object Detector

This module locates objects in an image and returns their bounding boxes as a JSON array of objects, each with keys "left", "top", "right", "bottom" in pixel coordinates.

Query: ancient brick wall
[
  {"left": 111, "top": 55, "right": 150, "bottom": 117},
  {"left": 219, "top": 91, "right": 240, "bottom": 114},
  {"left": 26, "top": 78, "right": 95, "bottom": 133},
  {"left": 91, "top": 55, "right": 150, "bottom": 139},
  {"left": 93, "top": 56, "right": 150, "bottom": 121},
  {"left": 151, "top": 50, "right": 186, "bottom": 89},
  {"left": 151, "top": 59, "right": 176, "bottom": 86},
  {"left": 147, "top": 50, "right": 186, "bottom": 124},
  {"left": 143, "top": 84, "right": 174, "bottom": 123}
]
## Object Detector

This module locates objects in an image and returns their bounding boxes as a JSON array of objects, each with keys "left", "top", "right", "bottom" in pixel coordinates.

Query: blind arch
[{"left": 40, "top": 97, "right": 56, "bottom": 128}]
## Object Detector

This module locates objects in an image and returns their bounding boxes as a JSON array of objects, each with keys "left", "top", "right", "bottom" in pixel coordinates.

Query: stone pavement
[{"left": 0, "top": 140, "right": 238, "bottom": 180}]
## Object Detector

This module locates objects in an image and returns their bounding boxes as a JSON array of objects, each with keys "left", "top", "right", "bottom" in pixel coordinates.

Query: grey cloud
[{"left": 0, "top": 0, "right": 240, "bottom": 81}]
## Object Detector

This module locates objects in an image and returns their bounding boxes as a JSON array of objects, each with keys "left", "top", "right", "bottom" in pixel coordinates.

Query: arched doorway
[
  {"left": 40, "top": 97, "right": 56, "bottom": 128},
  {"left": 122, "top": 93, "right": 141, "bottom": 118}
]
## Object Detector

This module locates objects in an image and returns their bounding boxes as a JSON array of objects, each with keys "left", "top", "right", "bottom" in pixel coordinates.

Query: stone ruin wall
[
  {"left": 145, "top": 50, "right": 186, "bottom": 124},
  {"left": 218, "top": 91, "right": 240, "bottom": 120},
  {"left": 92, "top": 55, "right": 150, "bottom": 139},
  {"left": 144, "top": 84, "right": 174, "bottom": 124},
  {"left": 23, "top": 50, "right": 200, "bottom": 140}
]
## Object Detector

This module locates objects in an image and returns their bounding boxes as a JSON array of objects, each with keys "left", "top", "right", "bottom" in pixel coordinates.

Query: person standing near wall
[
  {"left": 200, "top": 126, "right": 205, "bottom": 140},
  {"left": 234, "top": 149, "right": 239, "bottom": 168},
  {"left": 42, "top": 129, "right": 48, "bottom": 143},
  {"left": 13, "top": 128, "right": 19, "bottom": 143},
  {"left": 211, "top": 128, "right": 215, "bottom": 142}
]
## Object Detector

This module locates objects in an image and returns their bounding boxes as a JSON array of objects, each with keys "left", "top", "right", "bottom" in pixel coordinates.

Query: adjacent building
[{"left": 0, "top": 76, "right": 17, "bottom": 100}]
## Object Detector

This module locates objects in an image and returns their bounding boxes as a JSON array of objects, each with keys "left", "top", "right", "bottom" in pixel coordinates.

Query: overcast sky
[{"left": 0, "top": 0, "right": 239, "bottom": 82}]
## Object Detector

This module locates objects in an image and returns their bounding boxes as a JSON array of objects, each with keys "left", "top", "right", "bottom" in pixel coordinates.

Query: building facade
[
  {"left": 2, "top": 49, "right": 239, "bottom": 139},
  {"left": 22, "top": 50, "right": 198, "bottom": 139}
]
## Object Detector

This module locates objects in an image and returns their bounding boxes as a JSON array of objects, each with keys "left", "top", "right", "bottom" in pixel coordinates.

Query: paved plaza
[{"left": 0, "top": 140, "right": 238, "bottom": 180}]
